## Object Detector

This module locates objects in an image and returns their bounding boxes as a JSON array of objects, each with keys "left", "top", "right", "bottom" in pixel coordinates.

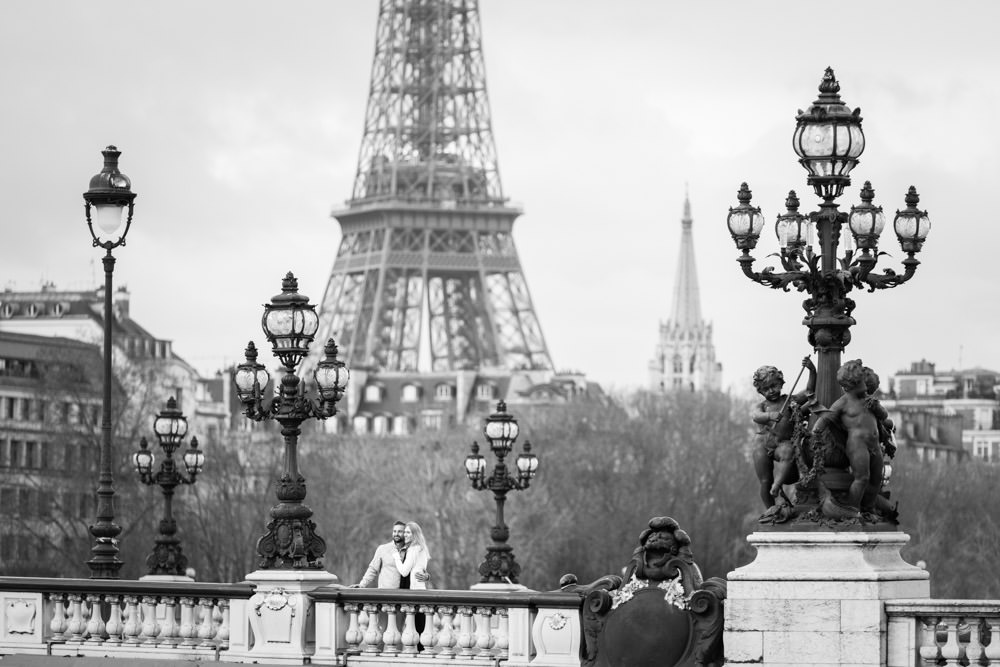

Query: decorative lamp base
[{"left": 725, "top": 531, "right": 928, "bottom": 666}]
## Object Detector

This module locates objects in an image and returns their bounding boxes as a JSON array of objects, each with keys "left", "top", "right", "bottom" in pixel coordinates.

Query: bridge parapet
[
  {"left": 885, "top": 599, "right": 1000, "bottom": 667},
  {"left": 308, "top": 587, "right": 581, "bottom": 666},
  {"left": 0, "top": 577, "right": 583, "bottom": 666},
  {"left": 0, "top": 576, "right": 250, "bottom": 660}
]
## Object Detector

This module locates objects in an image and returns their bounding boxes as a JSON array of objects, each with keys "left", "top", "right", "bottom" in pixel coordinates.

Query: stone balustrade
[
  {"left": 0, "top": 576, "right": 251, "bottom": 660},
  {"left": 308, "top": 587, "right": 582, "bottom": 666},
  {"left": 0, "top": 577, "right": 583, "bottom": 665},
  {"left": 886, "top": 600, "right": 1000, "bottom": 667}
]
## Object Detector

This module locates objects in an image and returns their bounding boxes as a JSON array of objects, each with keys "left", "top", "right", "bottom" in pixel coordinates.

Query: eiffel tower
[{"left": 307, "top": 0, "right": 556, "bottom": 432}]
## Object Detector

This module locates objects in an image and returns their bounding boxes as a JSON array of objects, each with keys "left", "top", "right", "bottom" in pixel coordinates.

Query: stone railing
[
  {"left": 886, "top": 600, "right": 1000, "bottom": 666},
  {"left": 307, "top": 587, "right": 582, "bottom": 666},
  {"left": 0, "top": 576, "right": 251, "bottom": 660}
]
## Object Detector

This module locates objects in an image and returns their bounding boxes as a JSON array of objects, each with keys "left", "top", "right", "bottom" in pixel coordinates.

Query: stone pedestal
[
  {"left": 725, "top": 532, "right": 929, "bottom": 667},
  {"left": 223, "top": 569, "right": 339, "bottom": 665}
]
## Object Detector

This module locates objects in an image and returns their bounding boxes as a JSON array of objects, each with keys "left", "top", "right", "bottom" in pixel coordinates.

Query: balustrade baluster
[
  {"left": 84, "top": 594, "right": 105, "bottom": 644},
  {"left": 344, "top": 602, "right": 362, "bottom": 654},
  {"left": 217, "top": 599, "right": 231, "bottom": 649},
  {"left": 104, "top": 595, "right": 124, "bottom": 645},
  {"left": 381, "top": 603, "right": 402, "bottom": 655},
  {"left": 474, "top": 607, "right": 494, "bottom": 658},
  {"left": 966, "top": 617, "right": 985, "bottom": 666},
  {"left": 178, "top": 596, "right": 197, "bottom": 647},
  {"left": 65, "top": 594, "right": 85, "bottom": 643},
  {"left": 122, "top": 596, "right": 141, "bottom": 646},
  {"left": 456, "top": 606, "right": 476, "bottom": 657},
  {"left": 939, "top": 616, "right": 962, "bottom": 665},
  {"left": 47, "top": 593, "right": 68, "bottom": 641},
  {"left": 197, "top": 598, "right": 217, "bottom": 648},
  {"left": 418, "top": 604, "right": 438, "bottom": 656},
  {"left": 985, "top": 618, "right": 1000, "bottom": 664},
  {"left": 362, "top": 602, "right": 382, "bottom": 653},
  {"left": 435, "top": 605, "right": 457, "bottom": 658},
  {"left": 399, "top": 604, "right": 419, "bottom": 655},
  {"left": 159, "top": 595, "right": 179, "bottom": 647},
  {"left": 139, "top": 596, "right": 160, "bottom": 645},
  {"left": 494, "top": 608, "right": 510, "bottom": 660}
]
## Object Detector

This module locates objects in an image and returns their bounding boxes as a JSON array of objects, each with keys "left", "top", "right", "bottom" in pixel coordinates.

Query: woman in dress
[{"left": 394, "top": 521, "right": 430, "bottom": 589}]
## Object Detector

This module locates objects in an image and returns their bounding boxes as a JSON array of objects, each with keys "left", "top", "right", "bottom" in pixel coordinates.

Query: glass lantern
[
  {"left": 893, "top": 186, "right": 931, "bottom": 254},
  {"left": 774, "top": 191, "right": 810, "bottom": 252},
  {"left": 261, "top": 273, "right": 320, "bottom": 370},
  {"left": 727, "top": 183, "right": 765, "bottom": 250},
  {"left": 234, "top": 342, "right": 271, "bottom": 404},
  {"left": 84, "top": 146, "right": 137, "bottom": 247},
  {"left": 848, "top": 181, "right": 885, "bottom": 252},
  {"left": 465, "top": 442, "right": 487, "bottom": 482},
  {"left": 133, "top": 437, "right": 154, "bottom": 476},
  {"left": 484, "top": 401, "right": 519, "bottom": 456},
  {"left": 792, "top": 68, "right": 865, "bottom": 200}
]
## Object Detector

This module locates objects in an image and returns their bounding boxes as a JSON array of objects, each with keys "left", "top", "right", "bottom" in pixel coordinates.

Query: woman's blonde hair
[{"left": 406, "top": 521, "right": 430, "bottom": 560}]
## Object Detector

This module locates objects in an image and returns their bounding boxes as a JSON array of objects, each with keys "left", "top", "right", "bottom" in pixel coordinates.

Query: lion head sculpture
[{"left": 622, "top": 516, "right": 699, "bottom": 583}]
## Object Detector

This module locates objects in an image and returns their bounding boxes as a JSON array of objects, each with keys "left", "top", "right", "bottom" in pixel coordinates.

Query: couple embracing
[{"left": 354, "top": 520, "right": 431, "bottom": 589}]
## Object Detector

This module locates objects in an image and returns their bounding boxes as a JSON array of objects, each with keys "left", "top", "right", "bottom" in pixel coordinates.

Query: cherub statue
[
  {"left": 811, "top": 359, "right": 884, "bottom": 517},
  {"left": 750, "top": 357, "right": 816, "bottom": 510},
  {"left": 863, "top": 366, "right": 897, "bottom": 460}
]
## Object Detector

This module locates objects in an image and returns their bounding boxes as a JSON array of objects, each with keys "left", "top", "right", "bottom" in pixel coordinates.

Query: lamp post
[
  {"left": 83, "top": 145, "right": 136, "bottom": 579},
  {"left": 133, "top": 397, "right": 205, "bottom": 578},
  {"left": 727, "top": 68, "right": 931, "bottom": 408},
  {"left": 232, "top": 272, "right": 349, "bottom": 569},
  {"left": 465, "top": 401, "right": 538, "bottom": 585}
]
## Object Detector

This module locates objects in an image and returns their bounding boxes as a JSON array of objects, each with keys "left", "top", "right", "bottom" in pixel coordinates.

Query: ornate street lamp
[
  {"left": 83, "top": 145, "right": 137, "bottom": 579},
  {"left": 133, "top": 397, "right": 205, "bottom": 577},
  {"left": 727, "top": 68, "right": 931, "bottom": 408},
  {"left": 465, "top": 401, "right": 538, "bottom": 585},
  {"left": 233, "top": 273, "right": 349, "bottom": 569}
]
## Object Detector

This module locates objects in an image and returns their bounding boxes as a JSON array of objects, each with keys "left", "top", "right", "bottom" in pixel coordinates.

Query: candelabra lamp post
[
  {"left": 232, "top": 272, "right": 349, "bottom": 569},
  {"left": 726, "top": 68, "right": 931, "bottom": 408},
  {"left": 133, "top": 397, "right": 205, "bottom": 578},
  {"left": 83, "top": 145, "right": 137, "bottom": 579},
  {"left": 465, "top": 401, "right": 538, "bottom": 585}
]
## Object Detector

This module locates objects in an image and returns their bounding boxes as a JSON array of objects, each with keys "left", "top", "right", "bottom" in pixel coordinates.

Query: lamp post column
[
  {"left": 83, "top": 146, "right": 136, "bottom": 579},
  {"left": 806, "top": 201, "right": 855, "bottom": 408},
  {"left": 88, "top": 249, "right": 123, "bottom": 578}
]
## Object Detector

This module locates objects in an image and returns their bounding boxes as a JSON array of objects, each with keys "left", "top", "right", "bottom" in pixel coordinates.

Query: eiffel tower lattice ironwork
[{"left": 308, "top": 0, "right": 553, "bottom": 375}]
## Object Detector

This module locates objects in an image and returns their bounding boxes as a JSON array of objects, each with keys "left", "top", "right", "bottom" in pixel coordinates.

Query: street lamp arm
[
  {"left": 737, "top": 253, "right": 808, "bottom": 292},
  {"left": 859, "top": 255, "right": 920, "bottom": 292}
]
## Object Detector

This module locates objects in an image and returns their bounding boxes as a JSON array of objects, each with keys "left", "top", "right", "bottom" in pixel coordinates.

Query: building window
[
  {"left": 392, "top": 415, "right": 410, "bottom": 436},
  {"left": 435, "top": 384, "right": 454, "bottom": 401},
  {"left": 372, "top": 415, "right": 388, "bottom": 435},
  {"left": 421, "top": 410, "right": 443, "bottom": 430},
  {"left": 364, "top": 385, "right": 383, "bottom": 403},
  {"left": 672, "top": 355, "right": 683, "bottom": 374},
  {"left": 476, "top": 383, "right": 496, "bottom": 401},
  {"left": 353, "top": 415, "right": 370, "bottom": 434},
  {"left": 401, "top": 384, "right": 421, "bottom": 402},
  {"left": 974, "top": 441, "right": 992, "bottom": 461}
]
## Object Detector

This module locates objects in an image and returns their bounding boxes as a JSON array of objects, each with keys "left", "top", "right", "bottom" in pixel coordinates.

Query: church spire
[
  {"left": 669, "top": 189, "right": 703, "bottom": 329},
  {"left": 649, "top": 189, "right": 722, "bottom": 392}
]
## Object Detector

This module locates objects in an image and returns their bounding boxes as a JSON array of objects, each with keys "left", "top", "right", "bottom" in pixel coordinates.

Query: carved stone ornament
[
  {"left": 561, "top": 516, "right": 726, "bottom": 667},
  {"left": 547, "top": 612, "right": 567, "bottom": 631},
  {"left": 254, "top": 588, "right": 297, "bottom": 617},
  {"left": 6, "top": 599, "right": 36, "bottom": 635}
]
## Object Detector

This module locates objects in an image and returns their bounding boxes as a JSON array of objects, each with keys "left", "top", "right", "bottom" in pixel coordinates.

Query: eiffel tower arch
[{"left": 305, "top": 0, "right": 573, "bottom": 434}]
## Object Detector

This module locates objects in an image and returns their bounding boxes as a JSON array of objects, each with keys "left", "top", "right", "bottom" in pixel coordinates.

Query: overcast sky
[{"left": 1, "top": 1, "right": 997, "bottom": 394}]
